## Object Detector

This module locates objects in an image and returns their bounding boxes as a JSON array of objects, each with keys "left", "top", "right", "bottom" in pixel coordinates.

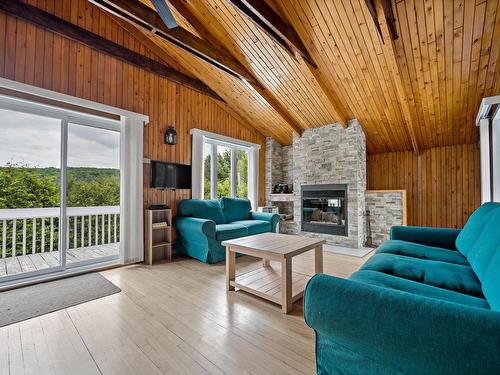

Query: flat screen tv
[{"left": 151, "top": 160, "right": 191, "bottom": 189}]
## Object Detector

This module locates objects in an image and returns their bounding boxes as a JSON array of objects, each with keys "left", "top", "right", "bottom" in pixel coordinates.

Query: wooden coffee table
[{"left": 222, "top": 233, "right": 325, "bottom": 313}]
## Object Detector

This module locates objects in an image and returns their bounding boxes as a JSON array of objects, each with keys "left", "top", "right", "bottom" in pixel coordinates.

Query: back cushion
[
  {"left": 456, "top": 202, "right": 499, "bottom": 257},
  {"left": 221, "top": 197, "right": 251, "bottom": 222},
  {"left": 483, "top": 249, "right": 500, "bottom": 311},
  {"left": 465, "top": 208, "right": 500, "bottom": 282},
  {"left": 177, "top": 199, "right": 226, "bottom": 224}
]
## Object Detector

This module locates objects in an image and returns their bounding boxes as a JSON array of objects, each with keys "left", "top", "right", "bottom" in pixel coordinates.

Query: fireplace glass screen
[{"left": 302, "top": 184, "right": 347, "bottom": 236}]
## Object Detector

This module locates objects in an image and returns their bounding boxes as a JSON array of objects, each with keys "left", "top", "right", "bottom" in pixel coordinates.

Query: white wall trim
[{"left": 190, "top": 128, "right": 261, "bottom": 150}]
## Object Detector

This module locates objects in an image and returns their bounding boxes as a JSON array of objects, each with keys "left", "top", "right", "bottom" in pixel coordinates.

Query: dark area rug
[{"left": 0, "top": 272, "right": 121, "bottom": 327}]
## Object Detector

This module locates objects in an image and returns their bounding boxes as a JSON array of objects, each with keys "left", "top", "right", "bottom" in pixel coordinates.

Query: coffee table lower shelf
[{"left": 230, "top": 265, "right": 312, "bottom": 305}]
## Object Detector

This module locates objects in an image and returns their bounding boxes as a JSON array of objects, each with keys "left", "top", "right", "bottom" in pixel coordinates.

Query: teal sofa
[
  {"left": 304, "top": 202, "right": 500, "bottom": 375},
  {"left": 174, "top": 197, "right": 279, "bottom": 263}
]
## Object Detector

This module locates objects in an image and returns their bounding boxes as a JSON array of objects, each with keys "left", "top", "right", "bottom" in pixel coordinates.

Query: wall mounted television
[{"left": 151, "top": 160, "right": 192, "bottom": 189}]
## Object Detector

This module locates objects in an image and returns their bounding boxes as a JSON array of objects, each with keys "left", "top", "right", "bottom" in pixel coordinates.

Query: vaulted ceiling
[{"left": 26, "top": 0, "right": 500, "bottom": 153}]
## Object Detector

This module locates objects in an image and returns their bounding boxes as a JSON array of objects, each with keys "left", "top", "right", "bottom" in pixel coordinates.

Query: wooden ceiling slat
[
  {"left": 465, "top": 2, "right": 486, "bottom": 142},
  {"left": 372, "top": 0, "right": 419, "bottom": 152},
  {"left": 203, "top": 0, "right": 343, "bottom": 129},
  {"left": 290, "top": 0, "right": 382, "bottom": 150},
  {"left": 422, "top": 0, "right": 445, "bottom": 145},
  {"left": 353, "top": 0, "right": 413, "bottom": 150},
  {"left": 317, "top": 0, "right": 397, "bottom": 148},
  {"left": 21, "top": 0, "right": 498, "bottom": 152}
]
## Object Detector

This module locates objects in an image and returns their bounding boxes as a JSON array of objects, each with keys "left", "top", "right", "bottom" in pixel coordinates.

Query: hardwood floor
[{"left": 0, "top": 250, "right": 372, "bottom": 375}]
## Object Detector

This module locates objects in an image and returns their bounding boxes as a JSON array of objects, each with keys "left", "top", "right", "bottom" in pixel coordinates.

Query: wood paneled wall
[
  {"left": 0, "top": 2, "right": 266, "bottom": 218},
  {"left": 367, "top": 143, "right": 481, "bottom": 228}
]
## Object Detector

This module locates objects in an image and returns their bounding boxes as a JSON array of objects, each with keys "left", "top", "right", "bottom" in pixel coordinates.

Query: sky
[{"left": 0, "top": 109, "right": 120, "bottom": 169}]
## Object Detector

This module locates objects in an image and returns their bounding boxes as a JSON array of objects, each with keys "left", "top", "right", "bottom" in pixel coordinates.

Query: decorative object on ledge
[
  {"left": 164, "top": 126, "right": 177, "bottom": 145},
  {"left": 144, "top": 208, "right": 172, "bottom": 265},
  {"left": 273, "top": 183, "right": 291, "bottom": 194}
]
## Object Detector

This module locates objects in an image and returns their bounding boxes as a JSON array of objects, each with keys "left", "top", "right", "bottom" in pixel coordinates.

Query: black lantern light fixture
[{"left": 164, "top": 126, "right": 177, "bottom": 145}]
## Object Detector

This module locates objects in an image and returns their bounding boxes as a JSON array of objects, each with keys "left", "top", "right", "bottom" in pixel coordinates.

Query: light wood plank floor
[{"left": 0, "top": 249, "right": 373, "bottom": 375}]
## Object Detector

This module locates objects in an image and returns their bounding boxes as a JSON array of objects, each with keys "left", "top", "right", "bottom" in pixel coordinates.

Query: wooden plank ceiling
[{"left": 30, "top": 0, "right": 500, "bottom": 152}]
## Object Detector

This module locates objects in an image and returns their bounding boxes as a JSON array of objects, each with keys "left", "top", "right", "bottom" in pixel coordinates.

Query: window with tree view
[{"left": 202, "top": 141, "right": 250, "bottom": 200}]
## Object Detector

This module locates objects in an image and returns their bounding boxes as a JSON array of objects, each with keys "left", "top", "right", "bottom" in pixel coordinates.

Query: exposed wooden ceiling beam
[
  {"left": 373, "top": 0, "right": 419, "bottom": 154},
  {"left": 227, "top": 0, "right": 297, "bottom": 62},
  {"left": 365, "top": 0, "right": 398, "bottom": 43},
  {"left": 168, "top": 0, "right": 304, "bottom": 136},
  {"left": 228, "top": 0, "right": 349, "bottom": 128},
  {"left": 112, "top": 16, "right": 191, "bottom": 76},
  {"left": 90, "top": 0, "right": 260, "bottom": 86},
  {"left": 0, "top": 0, "right": 223, "bottom": 101},
  {"left": 237, "top": 0, "right": 317, "bottom": 68},
  {"left": 113, "top": 24, "right": 284, "bottom": 142}
]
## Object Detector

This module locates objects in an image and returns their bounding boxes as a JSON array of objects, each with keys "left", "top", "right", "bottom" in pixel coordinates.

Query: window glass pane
[
  {"left": 0, "top": 108, "right": 62, "bottom": 273},
  {"left": 67, "top": 123, "right": 120, "bottom": 262},
  {"left": 203, "top": 143, "right": 211, "bottom": 200},
  {"left": 235, "top": 150, "right": 248, "bottom": 198},
  {"left": 216, "top": 145, "right": 231, "bottom": 198}
]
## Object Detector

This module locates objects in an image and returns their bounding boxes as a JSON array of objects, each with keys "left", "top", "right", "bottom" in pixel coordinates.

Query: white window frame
[
  {"left": 476, "top": 95, "right": 500, "bottom": 203},
  {"left": 0, "top": 77, "right": 148, "bottom": 289},
  {"left": 191, "top": 129, "right": 260, "bottom": 209}
]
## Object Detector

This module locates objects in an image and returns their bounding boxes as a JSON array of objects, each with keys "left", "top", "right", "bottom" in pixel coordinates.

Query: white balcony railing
[{"left": 0, "top": 206, "right": 120, "bottom": 259}]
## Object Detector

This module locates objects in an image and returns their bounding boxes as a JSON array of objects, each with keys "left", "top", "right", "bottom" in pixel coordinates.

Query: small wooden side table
[
  {"left": 222, "top": 233, "right": 324, "bottom": 313},
  {"left": 144, "top": 208, "right": 172, "bottom": 265}
]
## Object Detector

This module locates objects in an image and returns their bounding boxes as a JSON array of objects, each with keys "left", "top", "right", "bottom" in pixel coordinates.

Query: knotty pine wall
[
  {"left": 0, "top": 4, "right": 266, "bottom": 220},
  {"left": 367, "top": 143, "right": 481, "bottom": 228}
]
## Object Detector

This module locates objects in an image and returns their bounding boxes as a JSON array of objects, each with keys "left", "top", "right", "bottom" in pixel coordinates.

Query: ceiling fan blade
[{"left": 151, "top": 0, "right": 177, "bottom": 29}]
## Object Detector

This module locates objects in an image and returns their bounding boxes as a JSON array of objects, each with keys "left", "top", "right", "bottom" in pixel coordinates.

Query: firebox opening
[{"left": 302, "top": 184, "right": 348, "bottom": 236}]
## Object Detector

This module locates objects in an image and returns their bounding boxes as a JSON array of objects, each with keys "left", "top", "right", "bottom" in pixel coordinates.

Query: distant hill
[{"left": 0, "top": 166, "right": 120, "bottom": 183}]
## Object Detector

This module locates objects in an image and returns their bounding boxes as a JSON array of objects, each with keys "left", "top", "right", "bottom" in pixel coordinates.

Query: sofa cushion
[
  {"left": 221, "top": 197, "right": 251, "bottom": 223},
  {"left": 376, "top": 240, "right": 469, "bottom": 265},
  {"left": 178, "top": 199, "right": 226, "bottom": 224},
  {"left": 215, "top": 223, "right": 247, "bottom": 241},
  {"left": 483, "top": 249, "right": 500, "bottom": 311},
  {"left": 456, "top": 202, "right": 499, "bottom": 257},
  {"left": 360, "top": 253, "right": 484, "bottom": 298},
  {"left": 350, "top": 270, "right": 489, "bottom": 309},
  {"left": 462, "top": 207, "right": 500, "bottom": 282},
  {"left": 230, "top": 220, "right": 271, "bottom": 235}
]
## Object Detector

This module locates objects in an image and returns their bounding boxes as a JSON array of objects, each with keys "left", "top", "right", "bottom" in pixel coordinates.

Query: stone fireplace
[{"left": 266, "top": 120, "right": 366, "bottom": 248}]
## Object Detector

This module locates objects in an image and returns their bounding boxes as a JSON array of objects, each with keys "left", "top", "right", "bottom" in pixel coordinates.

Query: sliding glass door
[
  {"left": 0, "top": 108, "right": 64, "bottom": 278},
  {"left": 0, "top": 100, "right": 121, "bottom": 283},
  {"left": 66, "top": 122, "right": 121, "bottom": 267}
]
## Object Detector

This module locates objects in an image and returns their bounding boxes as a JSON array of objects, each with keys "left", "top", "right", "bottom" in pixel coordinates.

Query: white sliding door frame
[{"left": 0, "top": 77, "right": 148, "bottom": 288}]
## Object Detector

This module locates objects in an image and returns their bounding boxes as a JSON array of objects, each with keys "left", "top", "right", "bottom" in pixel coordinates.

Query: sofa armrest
[
  {"left": 174, "top": 217, "right": 216, "bottom": 239},
  {"left": 304, "top": 274, "right": 500, "bottom": 375},
  {"left": 390, "top": 225, "right": 461, "bottom": 250},
  {"left": 250, "top": 211, "right": 280, "bottom": 232}
]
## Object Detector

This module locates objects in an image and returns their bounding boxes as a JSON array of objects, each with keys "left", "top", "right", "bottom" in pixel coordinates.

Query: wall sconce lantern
[{"left": 164, "top": 126, "right": 177, "bottom": 145}]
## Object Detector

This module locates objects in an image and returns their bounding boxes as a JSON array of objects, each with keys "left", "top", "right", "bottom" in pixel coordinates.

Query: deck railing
[{"left": 0, "top": 206, "right": 120, "bottom": 258}]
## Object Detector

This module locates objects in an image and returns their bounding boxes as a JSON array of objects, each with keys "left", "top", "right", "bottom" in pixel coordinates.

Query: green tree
[
  {"left": 216, "top": 149, "right": 231, "bottom": 198},
  {"left": 0, "top": 162, "right": 59, "bottom": 209},
  {"left": 203, "top": 153, "right": 211, "bottom": 199},
  {"left": 0, "top": 162, "right": 120, "bottom": 256},
  {"left": 236, "top": 150, "right": 248, "bottom": 198},
  {"left": 67, "top": 175, "right": 120, "bottom": 206}
]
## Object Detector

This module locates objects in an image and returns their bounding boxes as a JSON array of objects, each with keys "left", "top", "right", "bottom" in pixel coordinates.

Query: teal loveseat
[
  {"left": 304, "top": 202, "right": 500, "bottom": 374},
  {"left": 174, "top": 197, "right": 279, "bottom": 263}
]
